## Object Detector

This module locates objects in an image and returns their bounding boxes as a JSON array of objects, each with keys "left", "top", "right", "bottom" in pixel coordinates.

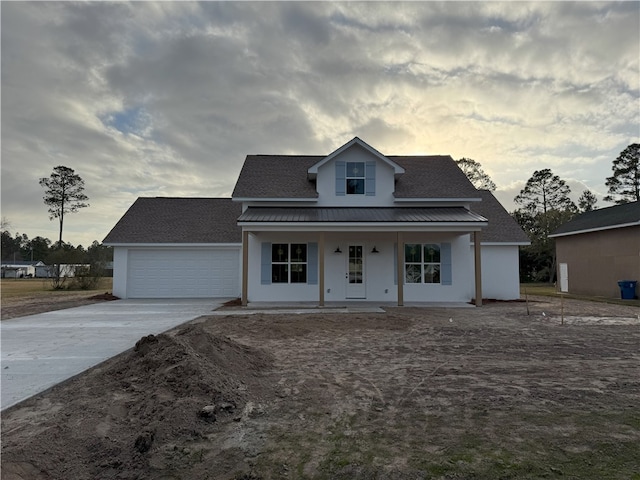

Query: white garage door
[{"left": 127, "top": 248, "right": 240, "bottom": 298}]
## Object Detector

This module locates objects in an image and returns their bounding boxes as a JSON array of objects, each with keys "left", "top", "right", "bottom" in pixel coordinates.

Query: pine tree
[
  {"left": 604, "top": 143, "right": 640, "bottom": 204},
  {"left": 578, "top": 190, "right": 598, "bottom": 212},
  {"left": 455, "top": 158, "right": 497, "bottom": 191},
  {"left": 39, "top": 166, "right": 89, "bottom": 247}
]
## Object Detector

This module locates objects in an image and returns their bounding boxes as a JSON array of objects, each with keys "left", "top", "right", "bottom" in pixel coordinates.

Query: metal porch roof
[{"left": 238, "top": 207, "right": 487, "bottom": 224}]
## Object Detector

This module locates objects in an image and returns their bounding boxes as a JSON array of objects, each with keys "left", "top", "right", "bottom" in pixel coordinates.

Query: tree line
[
  {"left": 457, "top": 143, "right": 639, "bottom": 283},
  {"left": 0, "top": 230, "right": 112, "bottom": 267}
]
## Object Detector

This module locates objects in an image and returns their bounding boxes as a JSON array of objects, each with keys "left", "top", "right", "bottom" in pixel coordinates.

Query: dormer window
[
  {"left": 346, "top": 162, "right": 365, "bottom": 195},
  {"left": 334, "top": 159, "right": 376, "bottom": 197}
]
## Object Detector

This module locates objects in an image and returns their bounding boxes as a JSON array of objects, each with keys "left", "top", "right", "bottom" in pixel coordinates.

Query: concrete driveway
[{"left": 1, "top": 299, "right": 224, "bottom": 411}]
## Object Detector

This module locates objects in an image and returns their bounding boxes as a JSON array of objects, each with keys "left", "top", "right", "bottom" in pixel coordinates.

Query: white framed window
[
  {"left": 272, "top": 243, "right": 307, "bottom": 283},
  {"left": 346, "top": 161, "right": 365, "bottom": 195},
  {"left": 405, "top": 243, "right": 441, "bottom": 284}
]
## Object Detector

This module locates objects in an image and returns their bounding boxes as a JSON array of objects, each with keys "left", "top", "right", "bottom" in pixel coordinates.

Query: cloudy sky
[{"left": 2, "top": 1, "right": 639, "bottom": 247}]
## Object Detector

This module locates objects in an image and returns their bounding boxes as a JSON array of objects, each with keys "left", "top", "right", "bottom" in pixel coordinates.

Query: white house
[
  {"left": 1, "top": 261, "right": 46, "bottom": 278},
  {"left": 104, "top": 137, "right": 528, "bottom": 305}
]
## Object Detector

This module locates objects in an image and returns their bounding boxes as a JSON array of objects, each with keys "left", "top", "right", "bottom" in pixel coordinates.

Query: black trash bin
[{"left": 617, "top": 280, "right": 637, "bottom": 300}]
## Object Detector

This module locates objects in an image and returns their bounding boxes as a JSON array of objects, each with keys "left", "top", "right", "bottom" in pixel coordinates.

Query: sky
[{"left": 2, "top": 1, "right": 639, "bottom": 248}]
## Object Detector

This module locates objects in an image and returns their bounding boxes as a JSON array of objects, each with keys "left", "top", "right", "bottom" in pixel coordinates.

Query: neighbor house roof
[
  {"left": 103, "top": 198, "right": 242, "bottom": 244},
  {"left": 549, "top": 201, "right": 640, "bottom": 238},
  {"left": 470, "top": 191, "right": 530, "bottom": 244},
  {"left": 237, "top": 206, "right": 487, "bottom": 224},
  {"left": 232, "top": 154, "right": 480, "bottom": 200}
]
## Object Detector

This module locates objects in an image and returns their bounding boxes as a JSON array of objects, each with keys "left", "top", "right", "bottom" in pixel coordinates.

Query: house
[
  {"left": 549, "top": 201, "right": 640, "bottom": 298},
  {"left": 104, "top": 137, "right": 528, "bottom": 305},
  {"left": 35, "top": 264, "right": 91, "bottom": 278},
  {"left": 0, "top": 261, "right": 45, "bottom": 278}
]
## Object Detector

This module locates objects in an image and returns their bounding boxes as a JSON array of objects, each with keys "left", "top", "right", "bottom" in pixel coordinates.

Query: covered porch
[{"left": 238, "top": 207, "right": 487, "bottom": 307}]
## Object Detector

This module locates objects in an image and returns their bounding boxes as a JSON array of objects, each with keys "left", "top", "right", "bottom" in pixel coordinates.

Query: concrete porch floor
[{"left": 211, "top": 301, "right": 475, "bottom": 315}]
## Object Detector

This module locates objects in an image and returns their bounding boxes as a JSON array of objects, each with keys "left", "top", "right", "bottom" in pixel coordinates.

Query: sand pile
[{"left": 1, "top": 323, "right": 272, "bottom": 480}]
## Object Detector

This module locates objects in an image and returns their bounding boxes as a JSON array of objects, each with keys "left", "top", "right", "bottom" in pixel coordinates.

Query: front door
[{"left": 346, "top": 245, "right": 366, "bottom": 298}]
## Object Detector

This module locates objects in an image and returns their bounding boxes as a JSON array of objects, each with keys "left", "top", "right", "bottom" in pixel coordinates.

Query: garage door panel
[{"left": 127, "top": 249, "right": 240, "bottom": 298}]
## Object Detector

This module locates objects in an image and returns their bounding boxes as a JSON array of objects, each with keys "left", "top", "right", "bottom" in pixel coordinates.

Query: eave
[
  {"left": 307, "top": 137, "right": 405, "bottom": 179},
  {"left": 103, "top": 242, "right": 242, "bottom": 248},
  {"left": 549, "top": 221, "right": 640, "bottom": 238}
]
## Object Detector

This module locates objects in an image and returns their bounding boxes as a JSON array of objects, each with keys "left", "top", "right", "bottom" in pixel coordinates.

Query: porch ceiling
[{"left": 238, "top": 206, "right": 488, "bottom": 226}]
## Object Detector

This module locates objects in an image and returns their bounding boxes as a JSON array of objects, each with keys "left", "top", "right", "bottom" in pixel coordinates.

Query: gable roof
[
  {"left": 103, "top": 198, "right": 242, "bottom": 244},
  {"left": 470, "top": 191, "right": 530, "bottom": 244},
  {"left": 232, "top": 154, "right": 479, "bottom": 200},
  {"left": 549, "top": 201, "right": 640, "bottom": 238},
  {"left": 307, "top": 137, "right": 405, "bottom": 178}
]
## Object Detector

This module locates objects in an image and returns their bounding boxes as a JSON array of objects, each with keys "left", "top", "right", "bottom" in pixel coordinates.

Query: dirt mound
[
  {"left": 222, "top": 297, "right": 242, "bottom": 307},
  {"left": 88, "top": 292, "right": 120, "bottom": 301},
  {"left": 1, "top": 323, "right": 273, "bottom": 480}
]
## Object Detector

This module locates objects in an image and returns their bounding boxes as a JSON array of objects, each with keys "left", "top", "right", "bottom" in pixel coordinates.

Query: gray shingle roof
[
  {"left": 470, "top": 191, "right": 530, "bottom": 243},
  {"left": 238, "top": 207, "right": 487, "bottom": 223},
  {"left": 103, "top": 198, "right": 242, "bottom": 244},
  {"left": 390, "top": 156, "right": 480, "bottom": 198},
  {"left": 550, "top": 201, "right": 640, "bottom": 237},
  {"left": 232, "top": 155, "right": 320, "bottom": 198},
  {"left": 231, "top": 153, "right": 479, "bottom": 199}
]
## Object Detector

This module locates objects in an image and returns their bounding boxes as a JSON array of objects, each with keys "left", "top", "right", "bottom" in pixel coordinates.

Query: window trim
[
  {"left": 404, "top": 243, "right": 441, "bottom": 284},
  {"left": 271, "top": 243, "right": 308, "bottom": 284},
  {"left": 345, "top": 161, "right": 366, "bottom": 195}
]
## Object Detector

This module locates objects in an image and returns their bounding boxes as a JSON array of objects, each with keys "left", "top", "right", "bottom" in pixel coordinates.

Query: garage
[
  {"left": 126, "top": 248, "right": 240, "bottom": 298},
  {"left": 103, "top": 198, "right": 243, "bottom": 300}
]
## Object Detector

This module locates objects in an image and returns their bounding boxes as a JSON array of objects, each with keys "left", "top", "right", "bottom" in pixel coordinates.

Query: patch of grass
[
  {"left": 256, "top": 407, "right": 639, "bottom": 479},
  {"left": 1, "top": 277, "right": 113, "bottom": 300}
]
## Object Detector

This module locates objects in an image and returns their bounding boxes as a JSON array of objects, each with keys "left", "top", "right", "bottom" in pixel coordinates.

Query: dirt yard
[
  {"left": 2, "top": 296, "right": 639, "bottom": 479},
  {"left": 1, "top": 278, "right": 115, "bottom": 320}
]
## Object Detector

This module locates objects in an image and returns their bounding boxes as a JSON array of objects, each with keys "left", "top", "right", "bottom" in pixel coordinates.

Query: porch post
[
  {"left": 319, "top": 232, "right": 325, "bottom": 307},
  {"left": 474, "top": 230, "right": 482, "bottom": 307},
  {"left": 397, "top": 231, "right": 404, "bottom": 306},
  {"left": 241, "top": 230, "right": 249, "bottom": 306}
]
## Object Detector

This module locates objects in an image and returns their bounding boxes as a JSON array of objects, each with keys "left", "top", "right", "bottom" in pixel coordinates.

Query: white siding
[
  {"left": 315, "top": 145, "right": 397, "bottom": 207},
  {"left": 247, "top": 232, "right": 474, "bottom": 303},
  {"left": 247, "top": 233, "right": 320, "bottom": 302},
  {"left": 471, "top": 244, "right": 521, "bottom": 300},
  {"left": 402, "top": 234, "right": 473, "bottom": 303}
]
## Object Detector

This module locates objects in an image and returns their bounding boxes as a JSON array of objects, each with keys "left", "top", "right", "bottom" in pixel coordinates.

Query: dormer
[
  {"left": 231, "top": 137, "right": 482, "bottom": 210},
  {"left": 308, "top": 137, "right": 405, "bottom": 207}
]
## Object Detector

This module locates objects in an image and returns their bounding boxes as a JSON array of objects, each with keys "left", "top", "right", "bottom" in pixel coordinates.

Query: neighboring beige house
[{"left": 549, "top": 201, "right": 640, "bottom": 299}]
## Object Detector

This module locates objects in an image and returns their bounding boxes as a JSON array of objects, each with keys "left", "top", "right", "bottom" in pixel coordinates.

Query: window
[
  {"left": 346, "top": 162, "right": 365, "bottom": 195},
  {"left": 405, "top": 243, "right": 441, "bottom": 284},
  {"left": 272, "top": 243, "right": 307, "bottom": 283}
]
